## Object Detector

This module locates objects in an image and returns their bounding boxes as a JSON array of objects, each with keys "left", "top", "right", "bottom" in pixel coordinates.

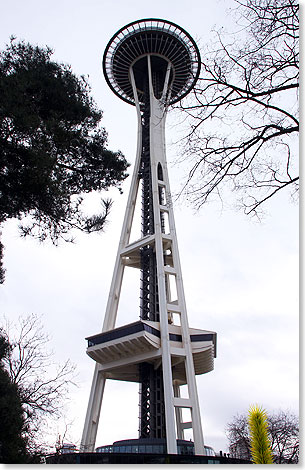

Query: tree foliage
[
  {"left": 1, "top": 314, "right": 76, "bottom": 455},
  {"left": 0, "top": 39, "right": 129, "bottom": 281},
  {"left": 176, "top": 0, "right": 299, "bottom": 216},
  {"left": 0, "top": 333, "right": 29, "bottom": 463},
  {"left": 226, "top": 409, "right": 299, "bottom": 464}
]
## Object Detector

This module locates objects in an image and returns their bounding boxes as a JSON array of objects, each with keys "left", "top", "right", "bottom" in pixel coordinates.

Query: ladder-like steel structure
[{"left": 81, "top": 19, "right": 216, "bottom": 456}]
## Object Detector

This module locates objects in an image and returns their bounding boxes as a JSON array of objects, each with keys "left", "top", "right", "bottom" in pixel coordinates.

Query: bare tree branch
[
  {"left": 1, "top": 313, "right": 77, "bottom": 453},
  {"left": 174, "top": 0, "right": 299, "bottom": 216}
]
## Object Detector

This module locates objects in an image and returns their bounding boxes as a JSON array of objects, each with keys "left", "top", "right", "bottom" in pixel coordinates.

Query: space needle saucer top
[{"left": 103, "top": 18, "right": 201, "bottom": 106}]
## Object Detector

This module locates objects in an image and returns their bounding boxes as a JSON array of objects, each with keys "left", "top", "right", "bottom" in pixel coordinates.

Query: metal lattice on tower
[{"left": 81, "top": 19, "right": 217, "bottom": 456}]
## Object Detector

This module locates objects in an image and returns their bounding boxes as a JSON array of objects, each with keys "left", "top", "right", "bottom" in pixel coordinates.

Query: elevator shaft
[{"left": 138, "top": 76, "right": 166, "bottom": 439}]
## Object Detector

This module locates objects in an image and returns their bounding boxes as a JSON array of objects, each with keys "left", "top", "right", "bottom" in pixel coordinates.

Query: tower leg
[
  {"left": 146, "top": 56, "right": 177, "bottom": 455},
  {"left": 80, "top": 91, "right": 143, "bottom": 452},
  {"left": 80, "top": 364, "right": 106, "bottom": 451}
]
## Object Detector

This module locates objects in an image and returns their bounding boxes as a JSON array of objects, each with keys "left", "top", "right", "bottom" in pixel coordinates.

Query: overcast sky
[{"left": 0, "top": 0, "right": 299, "bottom": 454}]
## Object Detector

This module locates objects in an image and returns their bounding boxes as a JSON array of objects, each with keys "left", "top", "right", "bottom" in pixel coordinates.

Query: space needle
[{"left": 80, "top": 18, "right": 217, "bottom": 456}]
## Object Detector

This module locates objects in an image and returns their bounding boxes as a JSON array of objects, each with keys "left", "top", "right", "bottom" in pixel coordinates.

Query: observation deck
[
  {"left": 86, "top": 320, "right": 216, "bottom": 384},
  {"left": 103, "top": 18, "right": 201, "bottom": 106}
]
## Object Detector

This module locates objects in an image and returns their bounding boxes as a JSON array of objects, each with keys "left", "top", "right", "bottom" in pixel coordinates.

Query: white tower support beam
[{"left": 80, "top": 90, "right": 143, "bottom": 453}]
